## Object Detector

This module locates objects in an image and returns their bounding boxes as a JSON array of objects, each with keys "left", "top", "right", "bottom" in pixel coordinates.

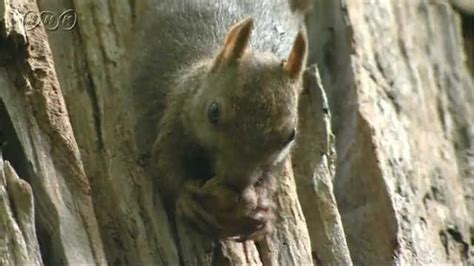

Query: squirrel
[{"left": 130, "top": 0, "right": 309, "bottom": 241}]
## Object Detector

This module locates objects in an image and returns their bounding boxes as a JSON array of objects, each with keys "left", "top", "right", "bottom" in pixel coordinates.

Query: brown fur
[{"left": 152, "top": 18, "right": 307, "bottom": 240}]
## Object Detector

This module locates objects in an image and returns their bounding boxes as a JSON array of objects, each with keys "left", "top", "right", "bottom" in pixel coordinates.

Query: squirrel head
[{"left": 186, "top": 18, "right": 307, "bottom": 190}]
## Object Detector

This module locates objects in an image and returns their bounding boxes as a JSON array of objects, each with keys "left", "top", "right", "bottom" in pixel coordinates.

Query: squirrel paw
[
  {"left": 175, "top": 179, "right": 275, "bottom": 240},
  {"left": 176, "top": 183, "right": 222, "bottom": 234}
]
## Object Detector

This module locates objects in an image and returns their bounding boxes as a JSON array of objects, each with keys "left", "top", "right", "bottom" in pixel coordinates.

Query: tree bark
[
  {"left": 307, "top": 0, "right": 473, "bottom": 264},
  {"left": 1, "top": 0, "right": 472, "bottom": 265}
]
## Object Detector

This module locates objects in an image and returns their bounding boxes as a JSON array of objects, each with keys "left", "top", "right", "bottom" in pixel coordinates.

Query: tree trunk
[{"left": 0, "top": 0, "right": 472, "bottom": 265}]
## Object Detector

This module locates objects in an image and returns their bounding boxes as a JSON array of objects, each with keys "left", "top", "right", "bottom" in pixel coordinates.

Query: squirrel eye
[
  {"left": 283, "top": 129, "right": 296, "bottom": 146},
  {"left": 207, "top": 101, "right": 220, "bottom": 124}
]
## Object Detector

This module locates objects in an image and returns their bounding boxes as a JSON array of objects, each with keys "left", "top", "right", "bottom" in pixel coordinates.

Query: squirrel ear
[
  {"left": 284, "top": 30, "right": 308, "bottom": 80},
  {"left": 212, "top": 17, "right": 254, "bottom": 70}
]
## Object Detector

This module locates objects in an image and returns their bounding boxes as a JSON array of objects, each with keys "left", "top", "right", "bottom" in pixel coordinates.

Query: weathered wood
[
  {"left": 1, "top": 0, "right": 106, "bottom": 264},
  {"left": 291, "top": 65, "right": 352, "bottom": 265},
  {"left": 0, "top": 158, "right": 42, "bottom": 266},
  {"left": 256, "top": 159, "right": 313, "bottom": 265},
  {"left": 35, "top": 0, "right": 181, "bottom": 264},
  {"left": 308, "top": 0, "right": 473, "bottom": 264}
]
